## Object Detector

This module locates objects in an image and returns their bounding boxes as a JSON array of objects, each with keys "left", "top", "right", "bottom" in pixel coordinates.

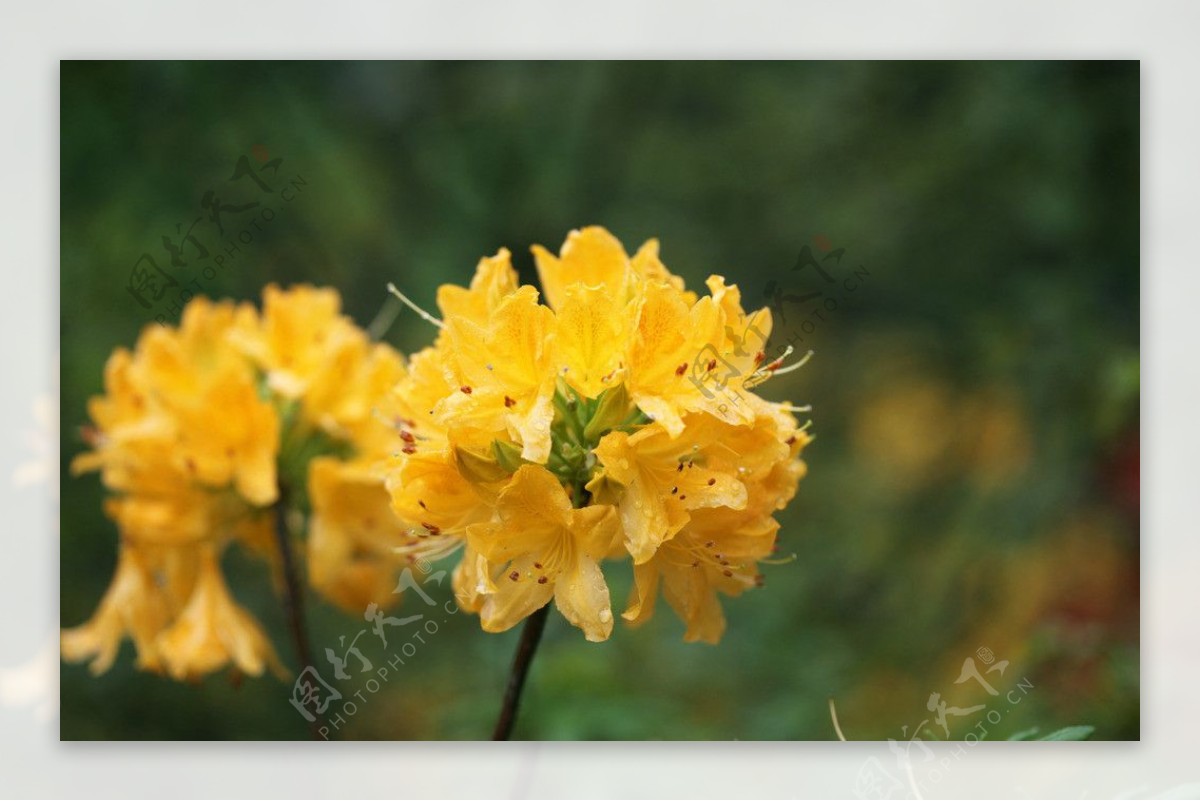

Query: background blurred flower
[{"left": 63, "top": 285, "right": 415, "bottom": 682}]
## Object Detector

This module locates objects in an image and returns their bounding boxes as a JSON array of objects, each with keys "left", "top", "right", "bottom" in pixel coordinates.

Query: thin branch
[
  {"left": 274, "top": 492, "right": 320, "bottom": 740},
  {"left": 491, "top": 604, "right": 550, "bottom": 740}
]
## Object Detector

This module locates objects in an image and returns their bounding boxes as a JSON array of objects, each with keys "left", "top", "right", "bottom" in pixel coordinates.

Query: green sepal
[
  {"left": 583, "top": 383, "right": 632, "bottom": 442},
  {"left": 492, "top": 439, "right": 529, "bottom": 474}
]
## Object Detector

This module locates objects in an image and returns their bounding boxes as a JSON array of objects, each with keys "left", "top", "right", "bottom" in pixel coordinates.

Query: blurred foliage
[{"left": 60, "top": 61, "right": 1138, "bottom": 740}]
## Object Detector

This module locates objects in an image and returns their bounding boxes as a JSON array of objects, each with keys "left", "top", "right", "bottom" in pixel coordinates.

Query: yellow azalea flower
[
  {"left": 435, "top": 248, "right": 521, "bottom": 328},
  {"left": 531, "top": 225, "right": 694, "bottom": 312},
  {"left": 386, "top": 446, "right": 495, "bottom": 540},
  {"left": 588, "top": 417, "right": 749, "bottom": 564},
  {"left": 438, "top": 286, "right": 558, "bottom": 462},
  {"left": 74, "top": 298, "right": 280, "bottom": 507},
  {"left": 307, "top": 457, "right": 415, "bottom": 613},
  {"left": 141, "top": 299, "right": 280, "bottom": 505},
  {"left": 532, "top": 225, "right": 635, "bottom": 312},
  {"left": 155, "top": 546, "right": 285, "bottom": 681},
  {"left": 68, "top": 285, "right": 417, "bottom": 681},
  {"left": 382, "top": 225, "right": 811, "bottom": 644},
  {"left": 229, "top": 284, "right": 356, "bottom": 400},
  {"left": 620, "top": 419, "right": 811, "bottom": 642},
  {"left": 622, "top": 280, "right": 726, "bottom": 436},
  {"left": 102, "top": 486, "right": 269, "bottom": 549},
  {"left": 228, "top": 283, "right": 417, "bottom": 458},
  {"left": 552, "top": 282, "right": 633, "bottom": 399},
  {"left": 623, "top": 506, "right": 780, "bottom": 644},
  {"left": 61, "top": 544, "right": 176, "bottom": 674},
  {"left": 466, "top": 465, "right": 620, "bottom": 642}
]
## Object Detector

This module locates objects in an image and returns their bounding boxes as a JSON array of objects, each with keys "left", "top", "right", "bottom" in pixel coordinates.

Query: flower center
[{"left": 545, "top": 379, "right": 648, "bottom": 499}]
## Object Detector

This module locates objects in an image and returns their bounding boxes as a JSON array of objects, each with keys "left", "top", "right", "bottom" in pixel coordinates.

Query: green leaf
[
  {"left": 1006, "top": 727, "right": 1040, "bottom": 741},
  {"left": 1038, "top": 725, "right": 1095, "bottom": 741}
]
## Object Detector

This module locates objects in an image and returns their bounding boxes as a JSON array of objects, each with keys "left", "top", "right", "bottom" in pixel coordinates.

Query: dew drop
[{"left": 598, "top": 609, "right": 613, "bottom": 624}]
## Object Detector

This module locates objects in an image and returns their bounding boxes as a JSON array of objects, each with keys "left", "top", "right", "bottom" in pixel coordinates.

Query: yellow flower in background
[
  {"left": 73, "top": 297, "right": 280, "bottom": 507},
  {"left": 385, "top": 225, "right": 810, "bottom": 642},
  {"left": 64, "top": 285, "right": 414, "bottom": 680},
  {"left": 155, "top": 545, "right": 286, "bottom": 681},
  {"left": 229, "top": 284, "right": 354, "bottom": 403},
  {"left": 60, "top": 544, "right": 175, "bottom": 675},
  {"left": 307, "top": 457, "right": 415, "bottom": 614}
]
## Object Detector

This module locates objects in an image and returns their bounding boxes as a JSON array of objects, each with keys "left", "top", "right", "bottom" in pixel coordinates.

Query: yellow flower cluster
[
  {"left": 64, "top": 225, "right": 811, "bottom": 685},
  {"left": 63, "top": 286, "right": 410, "bottom": 679},
  {"left": 386, "top": 226, "right": 810, "bottom": 643}
]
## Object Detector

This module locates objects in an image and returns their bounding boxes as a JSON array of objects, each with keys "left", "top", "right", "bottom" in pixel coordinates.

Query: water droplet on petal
[{"left": 599, "top": 609, "right": 612, "bottom": 624}]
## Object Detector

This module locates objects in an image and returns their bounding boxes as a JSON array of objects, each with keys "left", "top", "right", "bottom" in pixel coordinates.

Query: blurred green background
[{"left": 60, "top": 61, "right": 1139, "bottom": 740}]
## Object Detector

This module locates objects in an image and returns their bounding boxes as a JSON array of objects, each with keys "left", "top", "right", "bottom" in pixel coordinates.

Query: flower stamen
[{"left": 386, "top": 283, "right": 445, "bottom": 330}]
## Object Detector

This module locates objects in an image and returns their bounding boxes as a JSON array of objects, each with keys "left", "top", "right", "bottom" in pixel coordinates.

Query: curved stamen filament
[
  {"left": 393, "top": 533, "right": 462, "bottom": 565},
  {"left": 770, "top": 347, "right": 813, "bottom": 377},
  {"left": 673, "top": 537, "right": 754, "bottom": 584},
  {"left": 386, "top": 283, "right": 445, "bottom": 330},
  {"left": 743, "top": 346, "right": 813, "bottom": 389},
  {"left": 777, "top": 403, "right": 813, "bottom": 414}
]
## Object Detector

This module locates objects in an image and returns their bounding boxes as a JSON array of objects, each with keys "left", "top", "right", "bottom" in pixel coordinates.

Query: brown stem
[
  {"left": 274, "top": 493, "right": 320, "bottom": 740},
  {"left": 491, "top": 603, "right": 550, "bottom": 740}
]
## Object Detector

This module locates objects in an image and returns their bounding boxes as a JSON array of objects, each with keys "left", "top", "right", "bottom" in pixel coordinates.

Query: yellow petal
[
  {"left": 441, "top": 288, "right": 557, "bottom": 461},
  {"left": 532, "top": 226, "right": 632, "bottom": 311},
  {"left": 452, "top": 545, "right": 491, "bottom": 613},
  {"left": 436, "top": 248, "right": 519, "bottom": 327},
  {"left": 308, "top": 458, "right": 412, "bottom": 614},
  {"left": 553, "top": 283, "right": 631, "bottom": 399},
  {"left": 553, "top": 552, "right": 614, "bottom": 642},
  {"left": 479, "top": 553, "right": 555, "bottom": 633},
  {"left": 590, "top": 430, "right": 687, "bottom": 564},
  {"left": 61, "top": 544, "right": 171, "bottom": 675},
  {"left": 155, "top": 547, "right": 285, "bottom": 680},
  {"left": 466, "top": 465, "right": 570, "bottom": 562},
  {"left": 387, "top": 447, "right": 493, "bottom": 539},
  {"left": 622, "top": 560, "right": 661, "bottom": 625},
  {"left": 631, "top": 238, "right": 695, "bottom": 302},
  {"left": 662, "top": 564, "right": 726, "bottom": 645},
  {"left": 626, "top": 283, "right": 723, "bottom": 437}
]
